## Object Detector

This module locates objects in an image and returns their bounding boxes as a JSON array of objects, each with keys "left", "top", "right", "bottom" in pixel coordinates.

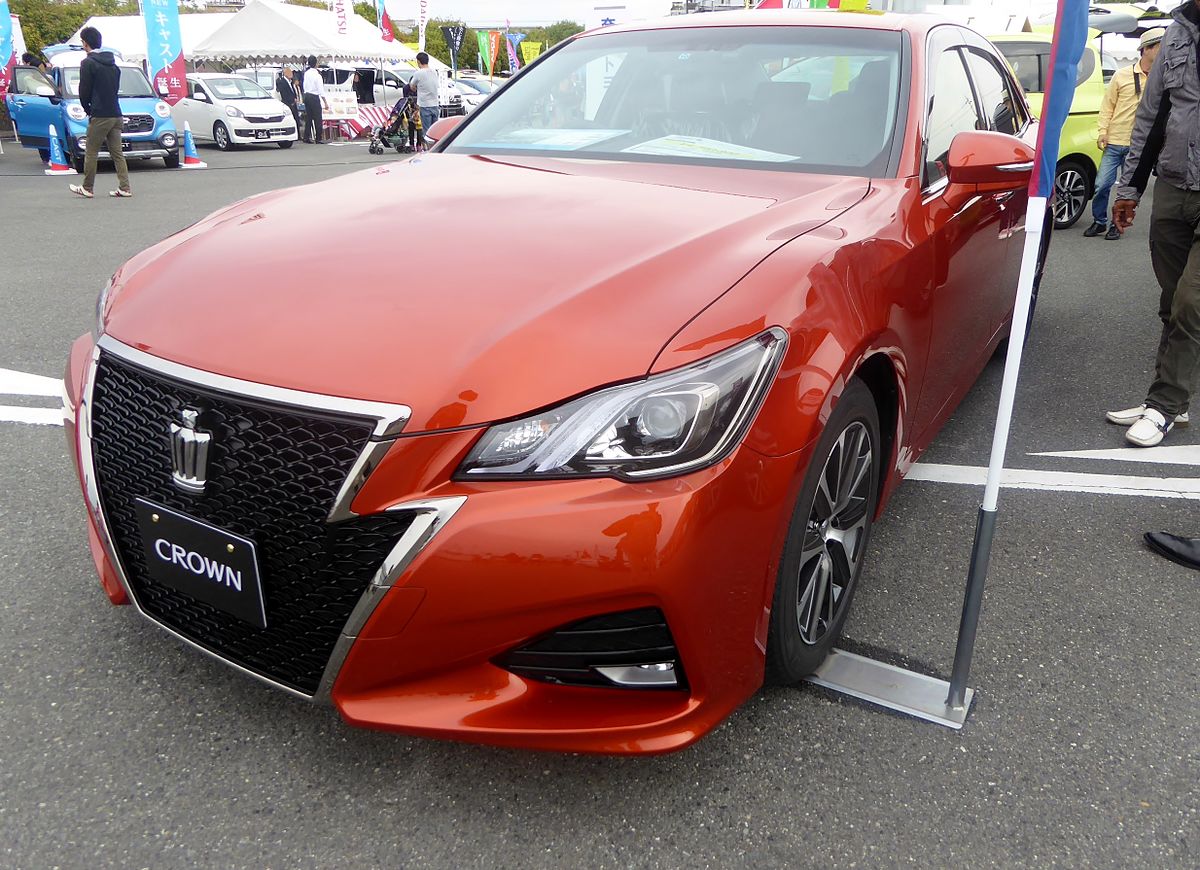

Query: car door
[
  {"left": 7, "top": 65, "right": 60, "bottom": 147},
  {"left": 911, "top": 29, "right": 1015, "bottom": 434},
  {"left": 190, "top": 82, "right": 218, "bottom": 139}
]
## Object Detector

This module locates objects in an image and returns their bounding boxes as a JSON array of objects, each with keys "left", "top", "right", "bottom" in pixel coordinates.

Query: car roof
[{"left": 582, "top": 9, "right": 947, "bottom": 39}]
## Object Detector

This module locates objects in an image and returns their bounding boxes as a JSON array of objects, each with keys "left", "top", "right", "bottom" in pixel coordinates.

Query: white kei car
[{"left": 172, "top": 73, "right": 298, "bottom": 151}]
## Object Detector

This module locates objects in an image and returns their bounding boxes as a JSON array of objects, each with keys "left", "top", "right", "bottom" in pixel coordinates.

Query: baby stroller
[{"left": 368, "top": 95, "right": 421, "bottom": 155}]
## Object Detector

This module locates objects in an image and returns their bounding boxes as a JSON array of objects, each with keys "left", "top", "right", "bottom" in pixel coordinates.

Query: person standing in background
[
  {"left": 276, "top": 66, "right": 301, "bottom": 136},
  {"left": 68, "top": 27, "right": 131, "bottom": 199},
  {"left": 301, "top": 56, "right": 329, "bottom": 144},
  {"left": 1083, "top": 27, "right": 1165, "bottom": 240},
  {"left": 411, "top": 52, "right": 440, "bottom": 149}
]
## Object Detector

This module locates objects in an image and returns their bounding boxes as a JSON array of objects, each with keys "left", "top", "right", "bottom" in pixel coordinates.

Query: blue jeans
[
  {"left": 420, "top": 106, "right": 440, "bottom": 139},
  {"left": 1092, "top": 144, "right": 1130, "bottom": 225}
]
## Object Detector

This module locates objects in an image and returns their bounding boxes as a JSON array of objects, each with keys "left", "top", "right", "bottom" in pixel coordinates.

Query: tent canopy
[
  {"left": 69, "top": 13, "right": 235, "bottom": 63},
  {"left": 193, "top": 0, "right": 417, "bottom": 63}
]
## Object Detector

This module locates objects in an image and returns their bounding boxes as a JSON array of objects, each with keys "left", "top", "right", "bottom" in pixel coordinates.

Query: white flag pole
[{"left": 946, "top": 195, "right": 1046, "bottom": 709}]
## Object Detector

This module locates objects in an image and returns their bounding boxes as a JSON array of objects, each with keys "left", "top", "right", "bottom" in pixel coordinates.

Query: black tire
[
  {"left": 277, "top": 140, "right": 293, "bottom": 149},
  {"left": 70, "top": 151, "right": 85, "bottom": 173},
  {"left": 213, "top": 122, "right": 232, "bottom": 151},
  {"left": 163, "top": 151, "right": 180, "bottom": 169},
  {"left": 766, "top": 378, "right": 881, "bottom": 683},
  {"left": 1052, "top": 158, "right": 1091, "bottom": 229}
]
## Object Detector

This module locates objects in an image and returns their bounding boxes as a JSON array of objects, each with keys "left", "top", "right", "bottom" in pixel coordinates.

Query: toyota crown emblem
[{"left": 169, "top": 408, "right": 212, "bottom": 494}]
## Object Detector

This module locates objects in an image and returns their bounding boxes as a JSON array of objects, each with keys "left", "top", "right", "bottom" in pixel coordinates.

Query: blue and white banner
[
  {"left": 141, "top": 0, "right": 186, "bottom": 106},
  {"left": 506, "top": 32, "right": 525, "bottom": 72},
  {"left": 0, "top": 1, "right": 15, "bottom": 99},
  {"left": 1031, "top": 0, "right": 1089, "bottom": 198}
]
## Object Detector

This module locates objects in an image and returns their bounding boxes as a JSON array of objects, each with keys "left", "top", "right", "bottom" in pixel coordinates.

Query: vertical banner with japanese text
[
  {"left": 506, "top": 33, "right": 525, "bottom": 73},
  {"left": 376, "top": 0, "right": 394, "bottom": 41},
  {"left": 477, "top": 30, "right": 492, "bottom": 76},
  {"left": 519, "top": 41, "right": 542, "bottom": 67},
  {"left": 488, "top": 31, "right": 503, "bottom": 75},
  {"left": 441, "top": 24, "right": 465, "bottom": 76},
  {"left": 0, "top": 2, "right": 14, "bottom": 99},
  {"left": 584, "top": 6, "right": 625, "bottom": 118},
  {"left": 141, "top": 0, "right": 186, "bottom": 105},
  {"left": 418, "top": 0, "right": 428, "bottom": 51}
]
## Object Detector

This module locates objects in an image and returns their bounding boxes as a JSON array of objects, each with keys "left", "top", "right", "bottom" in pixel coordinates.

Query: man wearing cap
[
  {"left": 1109, "top": 1, "right": 1200, "bottom": 447},
  {"left": 1084, "top": 27, "right": 1165, "bottom": 240}
]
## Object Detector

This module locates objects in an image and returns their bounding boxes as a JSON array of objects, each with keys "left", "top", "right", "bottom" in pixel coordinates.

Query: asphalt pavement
[{"left": 0, "top": 140, "right": 1196, "bottom": 869}]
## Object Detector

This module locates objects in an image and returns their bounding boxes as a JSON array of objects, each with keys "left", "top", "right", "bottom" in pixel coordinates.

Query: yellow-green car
[{"left": 991, "top": 32, "right": 1105, "bottom": 229}]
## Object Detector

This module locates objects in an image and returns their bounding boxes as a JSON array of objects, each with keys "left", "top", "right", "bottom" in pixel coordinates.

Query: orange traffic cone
[
  {"left": 181, "top": 121, "right": 207, "bottom": 169},
  {"left": 44, "top": 125, "right": 77, "bottom": 175}
]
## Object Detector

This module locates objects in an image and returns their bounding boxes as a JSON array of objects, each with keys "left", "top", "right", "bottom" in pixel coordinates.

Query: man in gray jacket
[{"left": 1108, "top": 0, "right": 1200, "bottom": 446}]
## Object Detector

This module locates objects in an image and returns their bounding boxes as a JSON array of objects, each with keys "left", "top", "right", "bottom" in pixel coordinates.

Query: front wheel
[
  {"left": 1052, "top": 159, "right": 1091, "bottom": 229},
  {"left": 277, "top": 140, "right": 293, "bottom": 149},
  {"left": 213, "top": 122, "right": 232, "bottom": 151},
  {"left": 766, "top": 378, "right": 881, "bottom": 683}
]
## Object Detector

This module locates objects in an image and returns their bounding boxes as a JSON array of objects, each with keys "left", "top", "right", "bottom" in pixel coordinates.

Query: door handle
[{"left": 13, "top": 99, "right": 26, "bottom": 105}]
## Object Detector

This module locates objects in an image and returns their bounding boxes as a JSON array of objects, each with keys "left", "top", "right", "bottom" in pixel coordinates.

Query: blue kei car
[{"left": 5, "top": 49, "right": 179, "bottom": 170}]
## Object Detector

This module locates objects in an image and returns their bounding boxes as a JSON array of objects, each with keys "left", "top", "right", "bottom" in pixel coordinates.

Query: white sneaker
[
  {"left": 1126, "top": 409, "right": 1173, "bottom": 447},
  {"left": 1106, "top": 404, "right": 1189, "bottom": 426}
]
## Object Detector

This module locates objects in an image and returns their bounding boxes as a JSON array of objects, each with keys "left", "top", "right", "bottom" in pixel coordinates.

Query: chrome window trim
[
  {"left": 314, "top": 496, "right": 467, "bottom": 702},
  {"left": 81, "top": 338, "right": 460, "bottom": 703},
  {"left": 95, "top": 335, "right": 411, "bottom": 439}
]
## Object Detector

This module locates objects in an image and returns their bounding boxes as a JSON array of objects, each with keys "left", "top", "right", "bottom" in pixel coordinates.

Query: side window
[
  {"left": 14, "top": 67, "right": 53, "bottom": 96},
  {"left": 925, "top": 48, "right": 980, "bottom": 187},
  {"left": 966, "top": 50, "right": 1024, "bottom": 136},
  {"left": 187, "top": 79, "right": 196, "bottom": 98}
]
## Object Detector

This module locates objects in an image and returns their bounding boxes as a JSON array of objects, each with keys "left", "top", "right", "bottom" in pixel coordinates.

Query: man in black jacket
[
  {"left": 276, "top": 67, "right": 301, "bottom": 134},
  {"left": 69, "top": 26, "right": 131, "bottom": 199}
]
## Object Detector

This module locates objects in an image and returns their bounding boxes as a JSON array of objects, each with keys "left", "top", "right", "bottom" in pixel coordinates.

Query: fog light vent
[{"left": 496, "top": 607, "right": 686, "bottom": 690}]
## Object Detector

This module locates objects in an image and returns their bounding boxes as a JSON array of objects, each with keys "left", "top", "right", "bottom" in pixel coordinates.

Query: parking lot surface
[{"left": 1, "top": 142, "right": 1196, "bottom": 868}]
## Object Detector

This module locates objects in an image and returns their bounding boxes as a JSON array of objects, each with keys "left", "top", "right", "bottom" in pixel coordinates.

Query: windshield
[
  {"left": 204, "top": 77, "right": 272, "bottom": 100},
  {"left": 61, "top": 65, "right": 155, "bottom": 99},
  {"left": 446, "top": 26, "right": 904, "bottom": 174}
]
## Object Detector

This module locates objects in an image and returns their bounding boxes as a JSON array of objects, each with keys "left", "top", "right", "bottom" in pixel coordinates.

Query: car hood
[
  {"left": 224, "top": 98, "right": 289, "bottom": 114},
  {"left": 104, "top": 154, "right": 867, "bottom": 432}
]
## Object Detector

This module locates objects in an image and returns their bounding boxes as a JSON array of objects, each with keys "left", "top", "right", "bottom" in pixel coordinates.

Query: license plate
[
  {"left": 255, "top": 130, "right": 269, "bottom": 140},
  {"left": 121, "top": 141, "right": 132, "bottom": 151},
  {"left": 135, "top": 499, "right": 267, "bottom": 628}
]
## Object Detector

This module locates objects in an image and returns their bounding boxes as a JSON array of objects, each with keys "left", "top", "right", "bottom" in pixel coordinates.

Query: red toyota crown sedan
[{"left": 64, "top": 11, "right": 1041, "bottom": 754}]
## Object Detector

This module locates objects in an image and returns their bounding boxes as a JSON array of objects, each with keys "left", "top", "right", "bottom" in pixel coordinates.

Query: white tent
[
  {"left": 192, "top": 0, "right": 417, "bottom": 63},
  {"left": 69, "top": 13, "right": 236, "bottom": 63}
]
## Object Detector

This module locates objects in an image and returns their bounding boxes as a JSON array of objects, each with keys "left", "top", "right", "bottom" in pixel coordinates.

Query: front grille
[
  {"left": 245, "top": 115, "right": 285, "bottom": 124},
  {"left": 122, "top": 114, "right": 154, "bottom": 133},
  {"left": 90, "top": 351, "right": 412, "bottom": 695},
  {"left": 497, "top": 608, "right": 686, "bottom": 689}
]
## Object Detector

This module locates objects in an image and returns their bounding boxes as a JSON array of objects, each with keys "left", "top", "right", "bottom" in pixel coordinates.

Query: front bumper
[
  {"left": 66, "top": 333, "right": 802, "bottom": 754},
  {"left": 230, "top": 124, "right": 297, "bottom": 143}
]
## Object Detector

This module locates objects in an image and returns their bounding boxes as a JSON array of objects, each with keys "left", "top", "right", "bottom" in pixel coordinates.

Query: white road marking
[
  {"left": 0, "top": 368, "right": 62, "bottom": 397},
  {"left": 1033, "top": 444, "right": 1200, "bottom": 467},
  {"left": 0, "top": 406, "right": 64, "bottom": 426},
  {"left": 909, "top": 462, "right": 1200, "bottom": 500}
]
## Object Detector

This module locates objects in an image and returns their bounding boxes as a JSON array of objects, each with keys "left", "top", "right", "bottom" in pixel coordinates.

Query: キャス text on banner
[{"left": 140, "top": 0, "right": 186, "bottom": 105}]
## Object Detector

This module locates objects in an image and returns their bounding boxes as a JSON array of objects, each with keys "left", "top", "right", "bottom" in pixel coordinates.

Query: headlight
[
  {"left": 94, "top": 278, "right": 114, "bottom": 339},
  {"left": 225, "top": 106, "right": 243, "bottom": 118},
  {"left": 457, "top": 328, "right": 787, "bottom": 481},
  {"left": 154, "top": 101, "right": 171, "bottom": 118},
  {"left": 67, "top": 104, "right": 87, "bottom": 121}
]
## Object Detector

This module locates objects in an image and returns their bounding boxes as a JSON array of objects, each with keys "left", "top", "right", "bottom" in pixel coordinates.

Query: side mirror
[
  {"left": 195, "top": 92, "right": 209, "bottom": 103},
  {"left": 424, "top": 115, "right": 464, "bottom": 147},
  {"left": 34, "top": 84, "right": 56, "bottom": 98},
  {"left": 947, "top": 130, "right": 1035, "bottom": 190}
]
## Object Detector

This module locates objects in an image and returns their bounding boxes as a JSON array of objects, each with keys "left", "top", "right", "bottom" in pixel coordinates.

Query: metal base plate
[{"left": 803, "top": 649, "right": 973, "bottom": 729}]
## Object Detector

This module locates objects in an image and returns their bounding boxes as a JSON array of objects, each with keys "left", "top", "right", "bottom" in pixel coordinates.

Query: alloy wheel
[
  {"left": 1053, "top": 167, "right": 1087, "bottom": 227},
  {"left": 214, "top": 123, "right": 230, "bottom": 151},
  {"left": 795, "top": 421, "right": 874, "bottom": 645}
]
